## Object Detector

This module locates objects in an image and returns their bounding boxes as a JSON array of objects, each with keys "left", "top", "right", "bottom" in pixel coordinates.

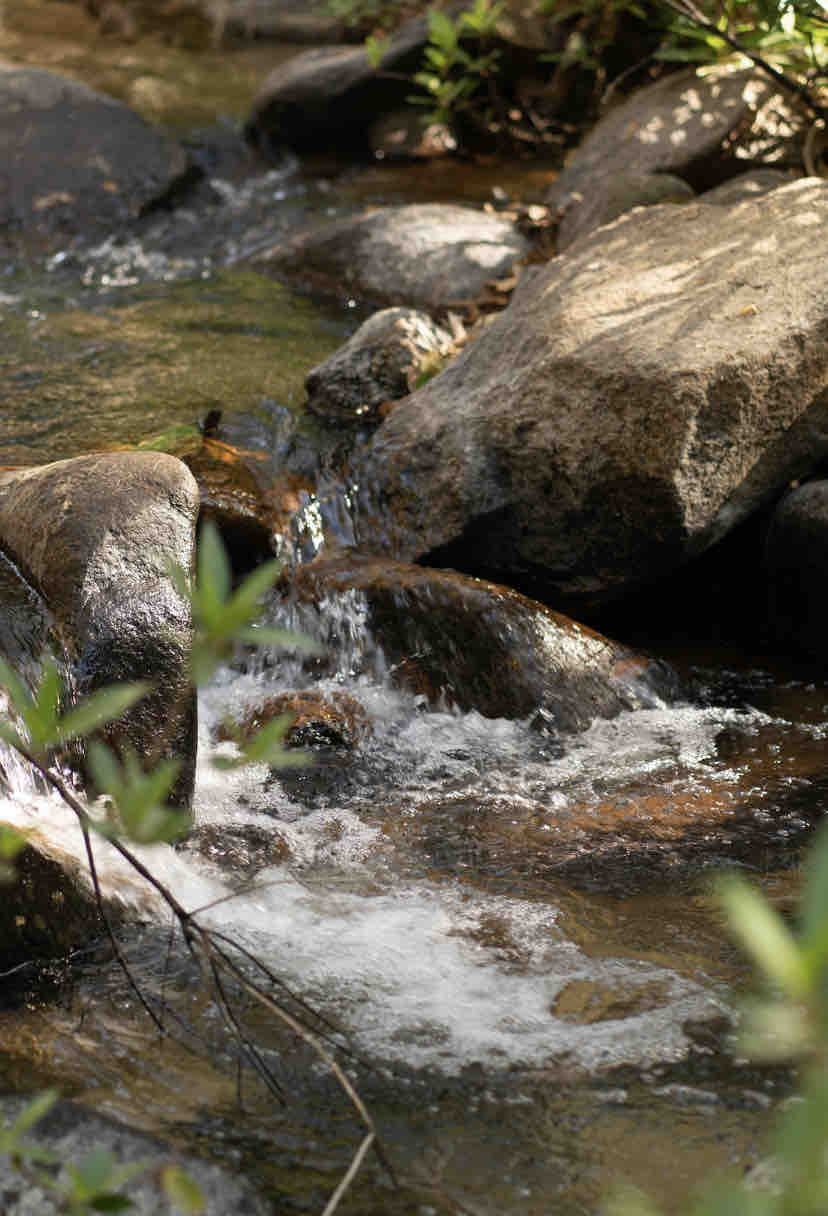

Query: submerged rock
[
  {"left": 0, "top": 63, "right": 191, "bottom": 246},
  {"left": 290, "top": 554, "right": 677, "bottom": 732},
  {"left": 305, "top": 307, "right": 456, "bottom": 425},
  {"left": 252, "top": 202, "right": 530, "bottom": 311},
  {"left": 0, "top": 453, "right": 198, "bottom": 809},
  {"left": 357, "top": 179, "right": 828, "bottom": 608}
]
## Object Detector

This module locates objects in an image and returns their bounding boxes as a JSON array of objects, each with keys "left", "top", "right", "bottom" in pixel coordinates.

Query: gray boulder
[
  {"left": 699, "top": 168, "right": 797, "bottom": 206},
  {"left": 0, "top": 63, "right": 190, "bottom": 242},
  {"left": 356, "top": 179, "right": 828, "bottom": 607},
  {"left": 305, "top": 307, "right": 456, "bottom": 425},
  {"left": 255, "top": 203, "right": 530, "bottom": 311},
  {"left": 557, "top": 171, "right": 695, "bottom": 251},
  {"left": 0, "top": 453, "right": 198, "bottom": 809},
  {"left": 547, "top": 67, "right": 776, "bottom": 244}
]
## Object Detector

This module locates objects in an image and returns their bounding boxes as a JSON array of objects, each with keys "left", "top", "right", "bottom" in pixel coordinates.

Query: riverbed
[{"left": 0, "top": 4, "right": 821, "bottom": 1213}]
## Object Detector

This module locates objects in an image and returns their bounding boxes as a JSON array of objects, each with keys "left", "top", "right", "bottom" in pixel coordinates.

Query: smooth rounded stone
[
  {"left": 245, "top": 15, "right": 432, "bottom": 156},
  {"left": 0, "top": 1095, "right": 269, "bottom": 1215},
  {"left": 764, "top": 479, "right": 828, "bottom": 659},
  {"left": 0, "top": 453, "right": 198, "bottom": 809},
  {"left": 356, "top": 179, "right": 828, "bottom": 607},
  {"left": 305, "top": 308, "right": 456, "bottom": 425},
  {"left": 557, "top": 171, "right": 695, "bottom": 251},
  {"left": 547, "top": 67, "right": 776, "bottom": 232},
  {"left": 254, "top": 203, "right": 530, "bottom": 311},
  {"left": 289, "top": 554, "right": 678, "bottom": 732},
  {"left": 699, "top": 168, "right": 799, "bottom": 206},
  {"left": 0, "top": 63, "right": 190, "bottom": 242}
]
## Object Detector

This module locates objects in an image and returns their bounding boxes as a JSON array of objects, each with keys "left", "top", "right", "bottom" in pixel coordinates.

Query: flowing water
[{"left": 0, "top": 4, "right": 824, "bottom": 1212}]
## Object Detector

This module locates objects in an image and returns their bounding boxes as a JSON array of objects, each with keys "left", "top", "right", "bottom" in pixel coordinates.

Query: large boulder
[
  {"left": 254, "top": 203, "right": 530, "bottom": 311},
  {"left": 0, "top": 453, "right": 199, "bottom": 809},
  {"left": 290, "top": 554, "right": 678, "bottom": 731},
  {"left": 0, "top": 64, "right": 191, "bottom": 244},
  {"left": 547, "top": 67, "right": 780, "bottom": 248},
  {"left": 356, "top": 179, "right": 828, "bottom": 608}
]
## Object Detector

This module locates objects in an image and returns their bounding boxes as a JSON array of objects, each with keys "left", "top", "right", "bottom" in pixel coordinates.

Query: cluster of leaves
[
  {"left": 610, "top": 819, "right": 828, "bottom": 1216},
  {"left": 409, "top": 0, "right": 505, "bottom": 129}
]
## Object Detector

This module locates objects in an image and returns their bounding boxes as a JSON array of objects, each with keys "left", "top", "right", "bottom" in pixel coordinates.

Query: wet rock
[
  {"left": 0, "top": 1095, "right": 270, "bottom": 1215},
  {"left": 357, "top": 179, "right": 828, "bottom": 608},
  {"left": 556, "top": 170, "right": 695, "bottom": 251},
  {"left": 290, "top": 554, "right": 677, "bottom": 731},
  {"left": 216, "top": 689, "right": 371, "bottom": 750},
  {"left": 0, "top": 63, "right": 191, "bottom": 245},
  {"left": 305, "top": 307, "right": 456, "bottom": 425},
  {"left": 254, "top": 203, "right": 530, "bottom": 311},
  {"left": 547, "top": 67, "right": 779, "bottom": 240},
  {"left": 552, "top": 978, "right": 669, "bottom": 1023},
  {"left": 0, "top": 453, "right": 198, "bottom": 810},
  {"left": 0, "top": 826, "right": 118, "bottom": 969},
  {"left": 185, "top": 822, "right": 291, "bottom": 879},
  {"left": 245, "top": 16, "right": 432, "bottom": 157},
  {"left": 184, "top": 435, "right": 308, "bottom": 569},
  {"left": 764, "top": 479, "right": 828, "bottom": 660},
  {"left": 699, "top": 167, "right": 798, "bottom": 205}
]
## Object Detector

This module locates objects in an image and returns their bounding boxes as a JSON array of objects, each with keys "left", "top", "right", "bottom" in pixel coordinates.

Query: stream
[{"left": 0, "top": 4, "right": 824, "bottom": 1213}]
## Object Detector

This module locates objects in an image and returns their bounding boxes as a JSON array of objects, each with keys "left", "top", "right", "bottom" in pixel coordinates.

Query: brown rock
[
  {"left": 0, "top": 453, "right": 198, "bottom": 809},
  {"left": 216, "top": 688, "right": 371, "bottom": 750},
  {"left": 290, "top": 554, "right": 677, "bottom": 730}
]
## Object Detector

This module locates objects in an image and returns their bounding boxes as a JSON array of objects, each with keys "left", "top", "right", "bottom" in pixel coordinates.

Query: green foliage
[
  {"left": 410, "top": 1, "right": 504, "bottom": 129},
  {"left": 608, "top": 819, "right": 828, "bottom": 1216}
]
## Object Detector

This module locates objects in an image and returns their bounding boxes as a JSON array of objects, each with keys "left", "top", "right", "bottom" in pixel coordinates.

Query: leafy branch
[{"left": 0, "top": 521, "right": 389, "bottom": 1215}]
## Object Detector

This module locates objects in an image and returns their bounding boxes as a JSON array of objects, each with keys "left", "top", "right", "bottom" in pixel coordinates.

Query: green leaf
[
  {"left": 0, "top": 655, "right": 35, "bottom": 721},
  {"left": 428, "top": 8, "right": 459, "bottom": 51},
  {"left": 57, "top": 683, "right": 151, "bottom": 745},
  {"left": 0, "top": 721, "right": 27, "bottom": 754},
  {"left": 89, "top": 1197, "right": 134, "bottom": 1212},
  {"left": 235, "top": 626, "right": 323, "bottom": 654},
  {"left": 7, "top": 1090, "right": 59, "bottom": 1138},
  {"left": 0, "top": 823, "right": 28, "bottom": 862},
  {"left": 196, "top": 519, "right": 232, "bottom": 628},
  {"left": 716, "top": 873, "right": 810, "bottom": 999},
  {"left": 160, "top": 1165, "right": 206, "bottom": 1214}
]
